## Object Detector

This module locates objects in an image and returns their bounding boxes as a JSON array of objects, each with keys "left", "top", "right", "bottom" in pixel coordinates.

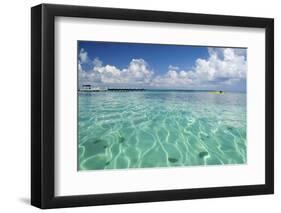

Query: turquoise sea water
[{"left": 78, "top": 91, "right": 246, "bottom": 170}]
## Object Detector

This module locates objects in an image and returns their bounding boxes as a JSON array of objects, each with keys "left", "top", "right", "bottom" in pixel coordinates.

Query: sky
[{"left": 78, "top": 41, "right": 247, "bottom": 91}]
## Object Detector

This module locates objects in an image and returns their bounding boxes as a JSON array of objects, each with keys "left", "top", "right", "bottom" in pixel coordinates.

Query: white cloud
[
  {"left": 93, "top": 57, "right": 102, "bottom": 67},
  {"left": 151, "top": 69, "right": 195, "bottom": 87},
  {"left": 79, "top": 48, "right": 89, "bottom": 64},
  {"left": 123, "top": 59, "right": 153, "bottom": 83},
  {"left": 168, "top": 65, "right": 179, "bottom": 70},
  {"left": 151, "top": 48, "right": 246, "bottom": 88},
  {"left": 78, "top": 47, "right": 247, "bottom": 89},
  {"left": 194, "top": 48, "right": 247, "bottom": 81},
  {"left": 94, "top": 65, "right": 122, "bottom": 83},
  {"left": 79, "top": 57, "right": 154, "bottom": 87}
]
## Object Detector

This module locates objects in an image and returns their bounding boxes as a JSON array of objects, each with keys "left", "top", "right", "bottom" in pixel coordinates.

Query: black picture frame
[{"left": 31, "top": 3, "right": 274, "bottom": 209}]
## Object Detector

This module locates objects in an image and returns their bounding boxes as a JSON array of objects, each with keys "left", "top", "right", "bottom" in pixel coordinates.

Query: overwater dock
[{"left": 79, "top": 88, "right": 145, "bottom": 92}]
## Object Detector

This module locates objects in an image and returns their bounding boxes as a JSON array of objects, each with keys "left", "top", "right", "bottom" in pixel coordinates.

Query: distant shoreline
[{"left": 78, "top": 88, "right": 246, "bottom": 93}]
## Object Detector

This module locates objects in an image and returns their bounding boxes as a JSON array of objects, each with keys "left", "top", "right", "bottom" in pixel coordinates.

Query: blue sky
[
  {"left": 79, "top": 41, "right": 209, "bottom": 76},
  {"left": 78, "top": 41, "right": 247, "bottom": 91}
]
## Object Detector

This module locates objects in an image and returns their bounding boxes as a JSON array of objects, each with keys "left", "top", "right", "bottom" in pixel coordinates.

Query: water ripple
[{"left": 78, "top": 91, "right": 247, "bottom": 170}]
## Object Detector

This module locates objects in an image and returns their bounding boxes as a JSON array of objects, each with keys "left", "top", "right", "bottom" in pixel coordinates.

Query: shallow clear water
[{"left": 78, "top": 91, "right": 246, "bottom": 170}]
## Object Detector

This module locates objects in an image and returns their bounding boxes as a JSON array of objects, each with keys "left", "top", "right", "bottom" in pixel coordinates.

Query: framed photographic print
[{"left": 31, "top": 4, "right": 274, "bottom": 209}]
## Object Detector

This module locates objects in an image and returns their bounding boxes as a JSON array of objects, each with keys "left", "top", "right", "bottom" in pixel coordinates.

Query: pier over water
[{"left": 78, "top": 85, "right": 145, "bottom": 92}]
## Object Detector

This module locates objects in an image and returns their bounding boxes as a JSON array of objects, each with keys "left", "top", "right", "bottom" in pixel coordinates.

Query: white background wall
[{"left": 0, "top": 0, "right": 279, "bottom": 212}]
